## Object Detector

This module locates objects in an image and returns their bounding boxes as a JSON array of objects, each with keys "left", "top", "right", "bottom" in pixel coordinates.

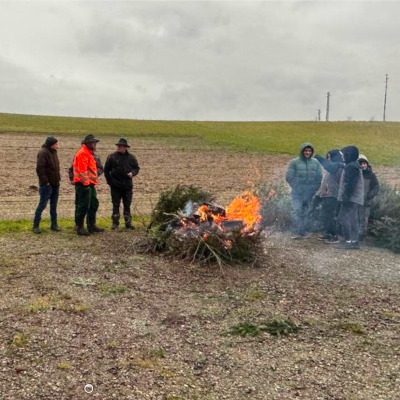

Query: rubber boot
[
  {"left": 77, "top": 225, "right": 90, "bottom": 236},
  {"left": 124, "top": 215, "right": 135, "bottom": 230},
  {"left": 111, "top": 214, "right": 120, "bottom": 230},
  {"left": 87, "top": 215, "right": 104, "bottom": 234}
]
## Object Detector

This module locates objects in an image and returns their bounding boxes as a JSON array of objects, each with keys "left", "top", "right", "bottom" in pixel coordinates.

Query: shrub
[
  {"left": 256, "top": 182, "right": 293, "bottom": 230},
  {"left": 369, "top": 181, "right": 400, "bottom": 252},
  {"left": 149, "top": 185, "right": 214, "bottom": 227}
]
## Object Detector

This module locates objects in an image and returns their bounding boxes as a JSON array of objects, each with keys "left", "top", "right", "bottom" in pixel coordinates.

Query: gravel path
[{"left": 268, "top": 231, "right": 400, "bottom": 284}]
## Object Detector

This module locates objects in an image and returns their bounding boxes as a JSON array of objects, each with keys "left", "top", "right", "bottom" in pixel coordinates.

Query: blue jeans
[
  {"left": 33, "top": 185, "right": 59, "bottom": 226},
  {"left": 292, "top": 193, "right": 313, "bottom": 235}
]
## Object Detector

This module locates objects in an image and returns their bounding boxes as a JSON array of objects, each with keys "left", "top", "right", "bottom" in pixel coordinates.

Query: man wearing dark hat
[
  {"left": 72, "top": 134, "right": 104, "bottom": 235},
  {"left": 33, "top": 136, "right": 61, "bottom": 234},
  {"left": 104, "top": 138, "right": 140, "bottom": 230}
]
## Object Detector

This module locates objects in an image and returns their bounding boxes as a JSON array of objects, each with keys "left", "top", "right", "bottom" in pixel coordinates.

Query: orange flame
[
  {"left": 193, "top": 191, "right": 261, "bottom": 231},
  {"left": 225, "top": 191, "right": 261, "bottom": 228}
]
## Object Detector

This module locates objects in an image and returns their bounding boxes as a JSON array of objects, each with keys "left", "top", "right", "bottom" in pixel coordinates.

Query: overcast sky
[{"left": 0, "top": 1, "right": 399, "bottom": 121}]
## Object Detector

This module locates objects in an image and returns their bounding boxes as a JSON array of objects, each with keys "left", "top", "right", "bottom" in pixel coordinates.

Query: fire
[
  {"left": 225, "top": 191, "right": 261, "bottom": 228},
  {"left": 190, "top": 191, "right": 261, "bottom": 232}
]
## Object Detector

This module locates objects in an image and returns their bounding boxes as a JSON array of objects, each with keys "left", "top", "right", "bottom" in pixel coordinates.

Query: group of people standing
[
  {"left": 33, "top": 134, "right": 379, "bottom": 248},
  {"left": 33, "top": 134, "right": 140, "bottom": 235},
  {"left": 286, "top": 142, "right": 379, "bottom": 249}
]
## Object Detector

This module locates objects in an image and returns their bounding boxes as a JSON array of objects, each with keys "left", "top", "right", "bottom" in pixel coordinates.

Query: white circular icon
[{"left": 84, "top": 384, "right": 94, "bottom": 394}]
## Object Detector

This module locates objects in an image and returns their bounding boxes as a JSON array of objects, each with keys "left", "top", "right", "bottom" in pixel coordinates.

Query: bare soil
[
  {"left": 1, "top": 228, "right": 399, "bottom": 400},
  {"left": 0, "top": 133, "right": 287, "bottom": 220},
  {"left": 1, "top": 133, "right": 400, "bottom": 220}
]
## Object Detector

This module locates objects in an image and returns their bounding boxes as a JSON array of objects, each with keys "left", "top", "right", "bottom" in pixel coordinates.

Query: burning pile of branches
[{"left": 146, "top": 185, "right": 268, "bottom": 266}]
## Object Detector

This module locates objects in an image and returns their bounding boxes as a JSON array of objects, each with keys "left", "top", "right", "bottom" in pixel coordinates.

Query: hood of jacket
[
  {"left": 299, "top": 142, "right": 315, "bottom": 160},
  {"left": 341, "top": 146, "right": 359, "bottom": 164},
  {"left": 327, "top": 149, "right": 343, "bottom": 162}
]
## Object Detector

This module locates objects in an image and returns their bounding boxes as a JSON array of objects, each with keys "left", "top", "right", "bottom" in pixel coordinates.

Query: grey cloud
[{"left": 0, "top": 1, "right": 399, "bottom": 121}]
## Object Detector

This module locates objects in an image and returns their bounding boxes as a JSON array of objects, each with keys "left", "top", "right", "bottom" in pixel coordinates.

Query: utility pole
[
  {"left": 317, "top": 109, "right": 321, "bottom": 121},
  {"left": 383, "top": 74, "right": 389, "bottom": 122},
  {"left": 325, "top": 92, "right": 330, "bottom": 121}
]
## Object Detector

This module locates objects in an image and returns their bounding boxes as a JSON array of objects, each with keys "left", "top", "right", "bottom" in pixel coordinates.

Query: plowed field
[{"left": 1, "top": 133, "right": 399, "bottom": 220}]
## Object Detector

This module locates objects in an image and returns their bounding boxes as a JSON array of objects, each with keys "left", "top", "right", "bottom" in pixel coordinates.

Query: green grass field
[{"left": 1, "top": 113, "right": 400, "bottom": 165}]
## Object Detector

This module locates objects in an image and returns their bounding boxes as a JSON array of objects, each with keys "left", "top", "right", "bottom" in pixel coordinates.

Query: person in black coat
[
  {"left": 358, "top": 154, "right": 380, "bottom": 239},
  {"left": 337, "top": 146, "right": 364, "bottom": 249},
  {"left": 314, "top": 149, "right": 344, "bottom": 243},
  {"left": 104, "top": 138, "right": 140, "bottom": 230}
]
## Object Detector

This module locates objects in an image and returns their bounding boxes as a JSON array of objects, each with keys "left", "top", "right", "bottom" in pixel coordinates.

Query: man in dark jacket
[
  {"left": 33, "top": 136, "right": 61, "bottom": 234},
  {"left": 337, "top": 146, "right": 364, "bottom": 249},
  {"left": 104, "top": 138, "right": 140, "bottom": 230},
  {"left": 314, "top": 149, "right": 345, "bottom": 243},
  {"left": 358, "top": 154, "right": 380, "bottom": 239},
  {"left": 286, "top": 142, "right": 322, "bottom": 238}
]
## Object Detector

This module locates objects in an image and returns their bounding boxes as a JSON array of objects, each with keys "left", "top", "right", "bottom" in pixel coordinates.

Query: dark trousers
[
  {"left": 358, "top": 205, "right": 371, "bottom": 236},
  {"left": 338, "top": 202, "right": 360, "bottom": 242},
  {"left": 110, "top": 187, "right": 133, "bottom": 226},
  {"left": 320, "top": 197, "right": 340, "bottom": 236},
  {"left": 292, "top": 193, "right": 313, "bottom": 235},
  {"left": 33, "top": 185, "right": 59, "bottom": 227},
  {"left": 75, "top": 183, "right": 99, "bottom": 228}
]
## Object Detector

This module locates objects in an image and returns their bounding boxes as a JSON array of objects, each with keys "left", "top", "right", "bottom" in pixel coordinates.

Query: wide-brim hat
[
  {"left": 115, "top": 138, "right": 130, "bottom": 148},
  {"left": 83, "top": 134, "right": 100, "bottom": 144}
]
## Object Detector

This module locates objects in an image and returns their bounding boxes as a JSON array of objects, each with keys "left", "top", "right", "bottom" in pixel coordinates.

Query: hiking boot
[
  {"left": 50, "top": 223, "right": 61, "bottom": 232},
  {"left": 77, "top": 226, "right": 90, "bottom": 236},
  {"left": 324, "top": 235, "right": 339, "bottom": 244},
  {"left": 125, "top": 224, "right": 135, "bottom": 230},
  {"left": 88, "top": 225, "right": 105, "bottom": 234},
  {"left": 111, "top": 224, "right": 119, "bottom": 231},
  {"left": 33, "top": 227, "right": 41, "bottom": 234}
]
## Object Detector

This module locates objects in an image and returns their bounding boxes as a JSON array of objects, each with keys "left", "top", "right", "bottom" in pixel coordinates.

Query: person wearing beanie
[
  {"left": 358, "top": 154, "right": 380, "bottom": 240},
  {"left": 104, "top": 138, "right": 140, "bottom": 230},
  {"left": 72, "top": 134, "right": 104, "bottom": 236},
  {"left": 285, "top": 142, "right": 322, "bottom": 239},
  {"left": 33, "top": 136, "right": 61, "bottom": 234},
  {"left": 314, "top": 149, "right": 345, "bottom": 243},
  {"left": 336, "top": 145, "right": 364, "bottom": 249}
]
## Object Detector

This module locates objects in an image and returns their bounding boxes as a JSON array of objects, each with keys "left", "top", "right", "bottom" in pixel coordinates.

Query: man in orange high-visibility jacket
[{"left": 73, "top": 134, "right": 105, "bottom": 236}]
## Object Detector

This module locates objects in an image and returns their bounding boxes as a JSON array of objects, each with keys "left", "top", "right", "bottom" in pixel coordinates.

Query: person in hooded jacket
[
  {"left": 337, "top": 145, "right": 364, "bottom": 249},
  {"left": 104, "top": 138, "right": 140, "bottom": 230},
  {"left": 314, "top": 149, "right": 345, "bottom": 243},
  {"left": 286, "top": 142, "right": 323, "bottom": 238},
  {"left": 33, "top": 136, "right": 61, "bottom": 234},
  {"left": 358, "top": 154, "right": 380, "bottom": 239}
]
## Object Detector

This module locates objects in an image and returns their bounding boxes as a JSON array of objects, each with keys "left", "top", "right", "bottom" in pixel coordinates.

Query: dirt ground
[
  {"left": 0, "top": 229, "right": 399, "bottom": 400},
  {"left": 1, "top": 133, "right": 400, "bottom": 220}
]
